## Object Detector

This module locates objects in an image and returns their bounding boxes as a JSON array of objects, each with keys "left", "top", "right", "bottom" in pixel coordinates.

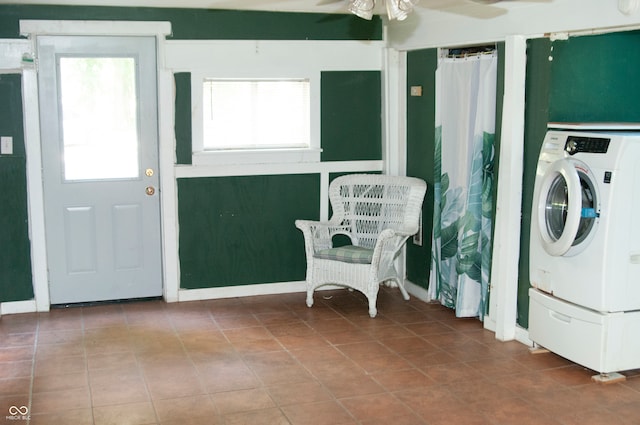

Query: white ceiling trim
[{"left": 19, "top": 19, "right": 172, "bottom": 37}]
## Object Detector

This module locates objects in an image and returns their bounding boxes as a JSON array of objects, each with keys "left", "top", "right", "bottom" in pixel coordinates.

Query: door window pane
[{"left": 59, "top": 57, "right": 139, "bottom": 180}]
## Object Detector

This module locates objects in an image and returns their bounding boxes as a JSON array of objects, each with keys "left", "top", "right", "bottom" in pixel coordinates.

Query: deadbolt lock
[{"left": 145, "top": 168, "right": 154, "bottom": 177}]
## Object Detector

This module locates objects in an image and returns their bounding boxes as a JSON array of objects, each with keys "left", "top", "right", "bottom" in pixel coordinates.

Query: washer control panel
[{"left": 565, "top": 136, "right": 611, "bottom": 155}]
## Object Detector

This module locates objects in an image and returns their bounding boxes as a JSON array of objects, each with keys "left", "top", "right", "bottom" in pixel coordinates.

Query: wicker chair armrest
[
  {"left": 373, "top": 228, "right": 406, "bottom": 250},
  {"left": 295, "top": 220, "right": 351, "bottom": 252},
  {"left": 371, "top": 228, "right": 411, "bottom": 270}
]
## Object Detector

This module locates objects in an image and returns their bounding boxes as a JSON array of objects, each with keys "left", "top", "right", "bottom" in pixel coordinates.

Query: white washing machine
[
  {"left": 529, "top": 124, "right": 640, "bottom": 374},
  {"left": 529, "top": 127, "right": 640, "bottom": 312}
]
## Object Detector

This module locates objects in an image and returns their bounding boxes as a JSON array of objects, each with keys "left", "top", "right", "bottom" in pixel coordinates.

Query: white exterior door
[{"left": 38, "top": 35, "right": 163, "bottom": 305}]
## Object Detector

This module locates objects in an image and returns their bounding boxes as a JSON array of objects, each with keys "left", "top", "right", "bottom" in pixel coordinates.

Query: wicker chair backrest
[{"left": 328, "top": 174, "right": 426, "bottom": 250}]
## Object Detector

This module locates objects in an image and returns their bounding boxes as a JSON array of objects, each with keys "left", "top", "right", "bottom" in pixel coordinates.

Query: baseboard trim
[
  {"left": 403, "top": 279, "right": 430, "bottom": 302},
  {"left": 178, "top": 281, "right": 305, "bottom": 302},
  {"left": 178, "top": 280, "right": 432, "bottom": 303},
  {"left": 177, "top": 281, "right": 349, "bottom": 302},
  {"left": 1, "top": 300, "right": 38, "bottom": 315},
  {"left": 515, "top": 325, "right": 533, "bottom": 347}
]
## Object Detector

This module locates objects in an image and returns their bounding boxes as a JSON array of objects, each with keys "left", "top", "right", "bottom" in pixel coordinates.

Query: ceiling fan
[{"left": 321, "top": 0, "right": 550, "bottom": 21}]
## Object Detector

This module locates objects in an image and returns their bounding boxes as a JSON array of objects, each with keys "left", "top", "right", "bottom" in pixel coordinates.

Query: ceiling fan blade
[
  {"left": 316, "top": 0, "right": 551, "bottom": 21},
  {"left": 469, "top": 0, "right": 553, "bottom": 3},
  {"left": 417, "top": 0, "right": 507, "bottom": 19}
]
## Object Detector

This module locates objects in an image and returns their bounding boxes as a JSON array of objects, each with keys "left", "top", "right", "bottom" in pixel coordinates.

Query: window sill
[{"left": 192, "top": 148, "right": 322, "bottom": 166}]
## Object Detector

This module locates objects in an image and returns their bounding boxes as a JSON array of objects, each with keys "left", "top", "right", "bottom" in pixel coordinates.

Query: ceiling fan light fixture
[
  {"left": 348, "top": 0, "right": 418, "bottom": 21},
  {"left": 389, "top": 0, "right": 419, "bottom": 20},
  {"left": 386, "top": 0, "right": 408, "bottom": 20},
  {"left": 348, "top": 0, "right": 375, "bottom": 20}
]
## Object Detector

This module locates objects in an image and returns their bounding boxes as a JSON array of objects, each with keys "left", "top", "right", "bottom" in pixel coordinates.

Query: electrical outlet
[{"left": 0, "top": 136, "right": 13, "bottom": 155}]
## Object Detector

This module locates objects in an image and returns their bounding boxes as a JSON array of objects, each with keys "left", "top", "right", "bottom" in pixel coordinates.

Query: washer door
[{"left": 536, "top": 159, "right": 599, "bottom": 256}]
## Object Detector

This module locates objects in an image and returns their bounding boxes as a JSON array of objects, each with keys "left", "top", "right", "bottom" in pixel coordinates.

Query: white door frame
[{"left": 20, "top": 20, "right": 178, "bottom": 311}]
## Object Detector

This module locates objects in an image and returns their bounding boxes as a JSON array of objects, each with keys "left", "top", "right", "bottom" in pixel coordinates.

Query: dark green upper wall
[
  {"left": 549, "top": 30, "right": 640, "bottom": 122},
  {"left": 321, "top": 71, "right": 382, "bottom": 162},
  {"left": 0, "top": 5, "right": 382, "bottom": 40}
]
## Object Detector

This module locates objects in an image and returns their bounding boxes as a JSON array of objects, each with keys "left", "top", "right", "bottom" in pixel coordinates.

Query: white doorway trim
[
  {"left": 486, "top": 35, "right": 527, "bottom": 341},
  {"left": 20, "top": 20, "right": 176, "bottom": 311}
]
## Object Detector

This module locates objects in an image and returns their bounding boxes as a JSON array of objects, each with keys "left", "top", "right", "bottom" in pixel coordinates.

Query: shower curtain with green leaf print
[{"left": 428, "top": 52, "right": 497, "bottom": 319}]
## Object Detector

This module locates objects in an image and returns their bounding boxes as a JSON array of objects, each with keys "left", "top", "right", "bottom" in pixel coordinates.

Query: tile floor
[{"left": 1, "top": 286, "right": 640, "bottom": 425}]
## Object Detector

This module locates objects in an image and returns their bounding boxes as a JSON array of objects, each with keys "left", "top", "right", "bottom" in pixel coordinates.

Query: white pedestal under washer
[{"left": 528, "top": 288, "right": 640, "bottom": 374}]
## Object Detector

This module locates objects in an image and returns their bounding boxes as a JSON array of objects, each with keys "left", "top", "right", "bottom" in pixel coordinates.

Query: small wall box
[{"left": 1, "top": 136, "right": 13, "bottom": 155}]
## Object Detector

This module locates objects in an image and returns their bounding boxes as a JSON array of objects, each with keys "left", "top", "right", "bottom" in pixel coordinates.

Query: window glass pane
[
  {"left": 59, "top": 57, "right": 139, "bottom": 180},
  {"left": 203, "top": 80, "right": 310, "bottom": 150}
]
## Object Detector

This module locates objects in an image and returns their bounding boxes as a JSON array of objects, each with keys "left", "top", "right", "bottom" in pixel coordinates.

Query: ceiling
[{"left": 0, "top": 0, "right": 548, "bottom": 20}]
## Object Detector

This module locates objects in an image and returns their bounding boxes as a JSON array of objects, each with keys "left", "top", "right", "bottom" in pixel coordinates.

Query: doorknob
[{"left": 145, "top": 186, "right": 155, "bottom": 196}]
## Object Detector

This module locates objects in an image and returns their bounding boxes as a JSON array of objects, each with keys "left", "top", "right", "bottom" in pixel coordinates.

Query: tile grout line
[
  {"left": 82, "top": 306, "right": 98, "bottom": 425},
  {"left": 25, "top": 316, "right": 38, "bottom": 425},
  {"left": 131, "top": 303, "right": 172, "bottom": 425}
]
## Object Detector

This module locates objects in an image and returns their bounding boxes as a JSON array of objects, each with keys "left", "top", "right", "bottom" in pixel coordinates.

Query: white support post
[
  {"left": 488, "top": 35, "right": 527, "bottom": 341},
  {"left": 23, "top": 68, "right": 51, "bottom": 312},
  {"left": 382, "top": 47, "right": 407, "bottom": 177}
]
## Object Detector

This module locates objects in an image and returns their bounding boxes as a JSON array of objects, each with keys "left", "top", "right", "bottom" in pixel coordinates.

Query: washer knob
[{"left": 566, "top": 140, "right": 578, "bottom": 154}]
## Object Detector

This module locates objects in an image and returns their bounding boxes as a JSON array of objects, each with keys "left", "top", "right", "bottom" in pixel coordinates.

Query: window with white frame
[{"left": 202, "top": 79, "right": 310, "bottom": 151}]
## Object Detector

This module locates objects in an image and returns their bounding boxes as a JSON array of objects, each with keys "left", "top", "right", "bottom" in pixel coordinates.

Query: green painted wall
[
  {"left": 518, "top": 38, "right": 552, "bottom": 328},
  {"left": 321, "top": 71, "right": 382, "bottom": 162},
  {"left": 0, "top": 74, "right": 34, "bottom": 302},
  {"left": 0, "top": 5, "right": 382, "bottom": 40},
  {"left": 174, "top": 72, "right": 192, "bottom": 165},
  {"left": 178, "top": 174, "right": 320, "bottom": 288},
  {"left": 406, "top": 48, "right": 437, "bottom": 289},
  {"left": 549, "top": 30, "right": 640, "bottom": 122}
]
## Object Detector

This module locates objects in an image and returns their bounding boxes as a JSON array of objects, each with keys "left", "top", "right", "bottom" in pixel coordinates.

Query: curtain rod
[{"left": 441, "top": 44, "right": 497, "bottom": 59}]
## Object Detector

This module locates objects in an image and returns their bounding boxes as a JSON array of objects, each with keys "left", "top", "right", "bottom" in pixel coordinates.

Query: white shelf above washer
[{"left": 548, "top": 122, "right": 640, "bottom": 130}]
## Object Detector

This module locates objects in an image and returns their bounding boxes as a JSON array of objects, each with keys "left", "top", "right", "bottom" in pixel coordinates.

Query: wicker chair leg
[
  {"left": 397, "top": 281, "right": 410, "bottom": 301},
  {"left": 306, "top": 290, "right": 314, "bottom": 308},
  {"left": 367, "top": 294, "right": 378, "bottom": 318}
]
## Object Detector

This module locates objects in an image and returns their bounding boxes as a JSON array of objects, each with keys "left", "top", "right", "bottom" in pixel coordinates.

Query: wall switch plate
[{"left": 0, "top": 136, "right": 13, "bottom": 155}]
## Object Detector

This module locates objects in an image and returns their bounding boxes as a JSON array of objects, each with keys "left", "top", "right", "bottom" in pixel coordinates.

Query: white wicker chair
[{"left": 295, "top": 174, "right": 427, "bottom": 318}]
